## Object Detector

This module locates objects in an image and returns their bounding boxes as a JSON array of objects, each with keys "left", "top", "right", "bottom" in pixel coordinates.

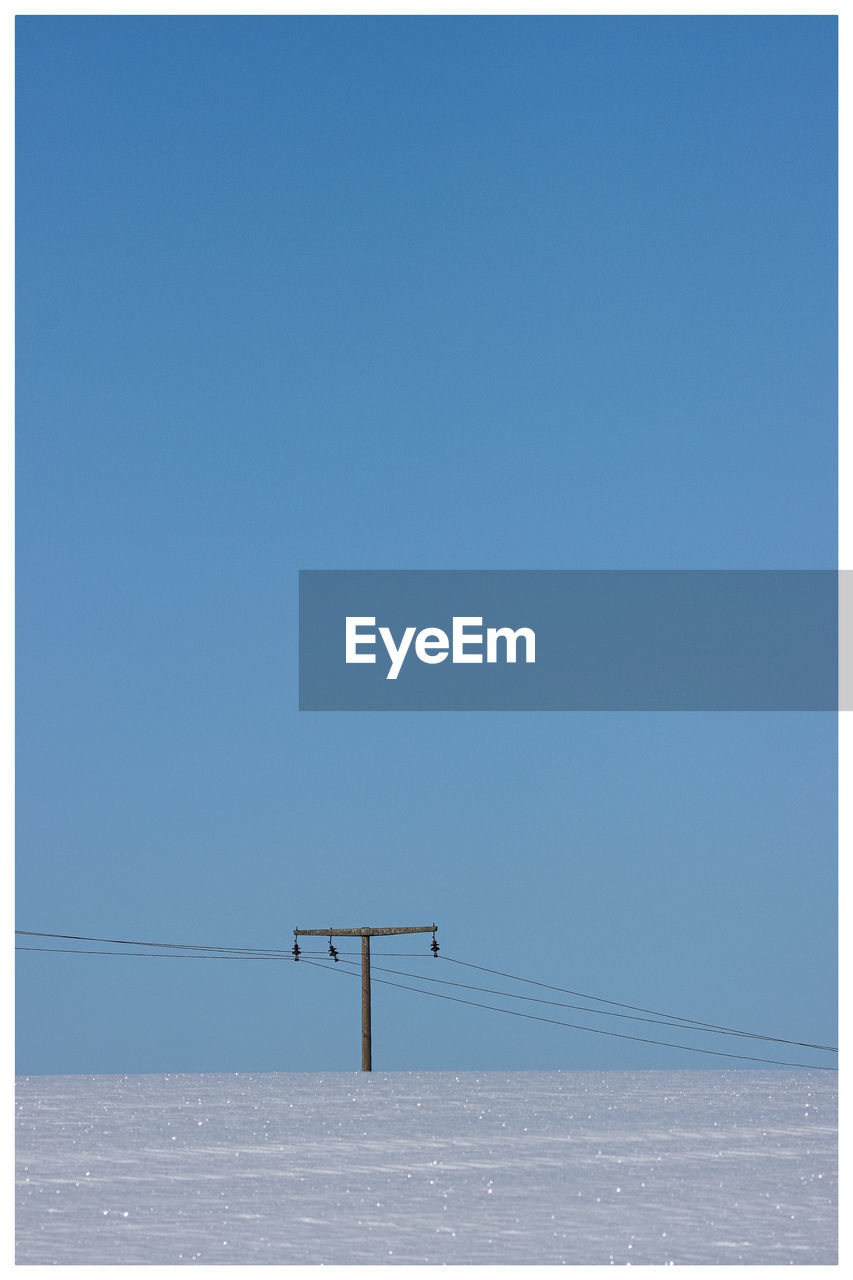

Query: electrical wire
[
  {"left": 16, "top": 946, "right": 283, "bottom": 960},
  {"left": 17, "top": 930, "right": 836, "bottom": 1062},
  {"left": 439, "top": 954, "right": 838, "bottom": 1052},
  {"left": 338, "top": 959, "right": 837, "bottom": 1054},
  {"left": 14, "top": 943, "right": 431, "bottom": 962},
  {"left": 15, "top": 945, "right": 429, "bottom": 961},
  {"left": 299, "top": 958, "right": 837, "bottom": 1071},
  {"left": 16, "top": 931, "right": 287, "bottom": 956},
  {"left": 15, "top": 932, "right": 431, "bottom": 960}
]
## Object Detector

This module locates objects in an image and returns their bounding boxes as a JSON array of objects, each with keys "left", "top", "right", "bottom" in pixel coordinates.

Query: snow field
[{"left": 16, "top": 1069, "right": 836, "bottom": 1265}]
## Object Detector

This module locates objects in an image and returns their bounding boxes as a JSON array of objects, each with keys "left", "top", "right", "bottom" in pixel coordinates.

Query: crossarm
[{"left": 294, "top": 925, "right": 436, "bottom": 937}]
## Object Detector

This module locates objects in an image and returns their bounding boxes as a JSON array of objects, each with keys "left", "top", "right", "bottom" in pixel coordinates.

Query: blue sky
[{"left": 16, "top": 16, "right": 836, "bottom": 1074}]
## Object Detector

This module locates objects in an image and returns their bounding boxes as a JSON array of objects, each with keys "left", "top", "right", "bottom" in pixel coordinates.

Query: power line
[
  {"left": 16, "top": 931, "right": 287, "bottom": 956},
  {"left": 439, "top": 954, "right": 837, "bottom": 1050},
  {"left": 16, "top": 946, "right": 284, "bottom": 960},
  {"left": 299, "top": 959, "right": 837, "bottom": 1072},
  {"left": 340, "top": 958, "right": 837, "bottom": 1054},
  {"left": 18, "top": 929, "right": 836, "bottom": 1064},
  {"left": 15, "top": 932, "right": 431, "bottom": 960}
]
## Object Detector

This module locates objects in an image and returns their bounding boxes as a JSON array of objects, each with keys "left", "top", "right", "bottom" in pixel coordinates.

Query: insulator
[
  {"left": 329, "top": 941, "right": 339, "bottom": 962},
  {"left": 431, "top": 935, "right": 439, "bottom": 956},
  {"left": 292, "top": 940, "right": 301, "bottom": 961}
]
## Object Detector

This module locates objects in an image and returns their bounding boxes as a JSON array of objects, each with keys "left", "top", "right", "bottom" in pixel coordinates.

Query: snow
[{"left": 16, "top": 1069, "right": 836, "bottom": 1265}]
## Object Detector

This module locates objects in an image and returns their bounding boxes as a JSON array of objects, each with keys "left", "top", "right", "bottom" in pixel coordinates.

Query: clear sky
[{"left": 16, "top": 16, "right": 836, "bottom": 1074}]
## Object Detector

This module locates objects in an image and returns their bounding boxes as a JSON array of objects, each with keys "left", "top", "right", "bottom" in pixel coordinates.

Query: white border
[{"left": 5, "top": 7, "right": 843, "bottom": 1280}]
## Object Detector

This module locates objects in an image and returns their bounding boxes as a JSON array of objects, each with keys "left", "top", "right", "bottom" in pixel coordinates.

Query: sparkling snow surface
[{"left": 16, "top": 1069, "right": 836, "bottom": 1265}]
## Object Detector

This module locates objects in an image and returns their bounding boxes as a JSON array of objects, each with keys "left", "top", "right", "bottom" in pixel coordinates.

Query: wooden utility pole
[
  {"left": 361, "top": 934, "right": 371, "bottom": 1071},
  {"left": 293, "top": 925, "right": 438, "bottom": 1071}
]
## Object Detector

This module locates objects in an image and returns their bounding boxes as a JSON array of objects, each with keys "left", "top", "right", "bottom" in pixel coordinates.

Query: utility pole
[{"left": 293, "top": 925, "right": 438, "bottom": 1071}]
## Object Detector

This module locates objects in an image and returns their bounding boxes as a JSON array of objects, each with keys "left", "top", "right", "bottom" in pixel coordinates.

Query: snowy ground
[{"left": 16, "top": 1069, "right": 836, "bottom": 1265}]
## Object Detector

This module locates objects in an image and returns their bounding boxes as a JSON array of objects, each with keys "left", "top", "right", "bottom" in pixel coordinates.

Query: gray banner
[{"left": 299, "top": 570, "right": 838, "bottom": 711}]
